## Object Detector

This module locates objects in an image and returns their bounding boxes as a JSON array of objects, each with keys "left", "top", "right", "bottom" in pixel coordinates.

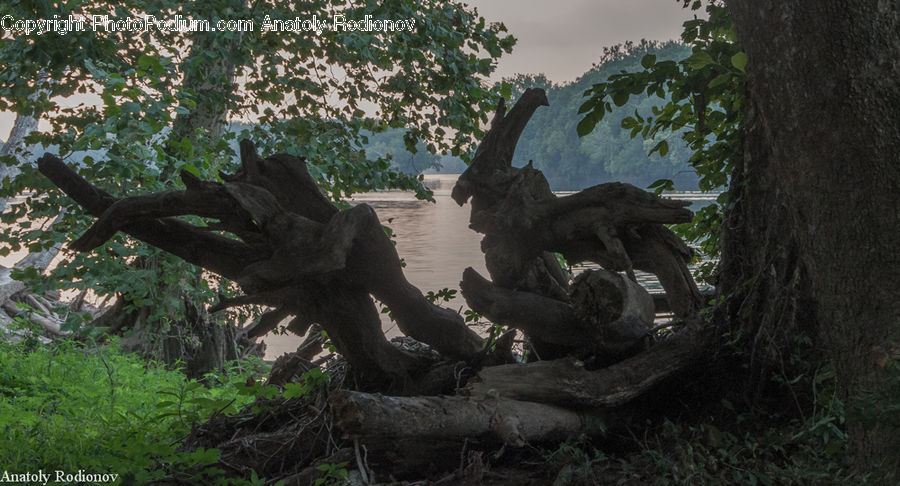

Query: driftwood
[
  {"left": 331, "top": 390, "right": 605, "bottom": 446},
  {"left": 453, "top": 88, "right": 703, "bottom": 360},
  {"left": 0, "top": 267, "right": 70, "bottom": 342},
  {"left": 320, "top": 91, "right": 710, "bottom": 451},
  {"left": 461, "top": 267, "right": 652, "bottom": 360},
  {"left": 38, "top": 141, "right": 483, "bottom": 391}
]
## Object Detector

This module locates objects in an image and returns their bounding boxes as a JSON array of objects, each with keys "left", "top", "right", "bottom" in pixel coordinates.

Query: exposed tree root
[{"left": 33, "top": 88, "right": 716, "bottom": 484}]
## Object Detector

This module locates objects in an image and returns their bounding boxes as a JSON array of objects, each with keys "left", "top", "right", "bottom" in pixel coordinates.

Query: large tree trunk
[
  {"left": 726, "top": 1, "right": 900, "bottom": 477},
  {"left": 94, "top": 14, "right": 246, "bottom": 375}
]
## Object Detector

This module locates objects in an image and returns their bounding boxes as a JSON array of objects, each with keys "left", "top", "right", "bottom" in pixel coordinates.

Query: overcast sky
[
  {"left": 0, "top": 1, "right": 695, "bottom": 138},
  {"left": 467, "top": 0, "right": 696, "bottom": 83}
]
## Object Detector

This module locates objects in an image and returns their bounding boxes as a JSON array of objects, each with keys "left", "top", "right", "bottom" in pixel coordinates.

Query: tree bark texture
[
  {"left": 727, "top": 1, "right": 900, "bottom": 476},
  {"left": 331, "top": 390, "right": 605, "bottom": 446}
]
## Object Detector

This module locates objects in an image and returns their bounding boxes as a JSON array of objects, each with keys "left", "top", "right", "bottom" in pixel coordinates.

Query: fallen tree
[
  {"left": 37, "top": 88, "right": 712, "bottom": 481},
  {"left": 38, "top": 139, "right": 484, "bottom": 392}
]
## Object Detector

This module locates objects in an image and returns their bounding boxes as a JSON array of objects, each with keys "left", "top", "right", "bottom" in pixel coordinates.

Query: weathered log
[
  {"left": 331, "top": 390, "right": 605, "bottom": 447},
  {"left": 0, "top": 308, "right": 52, "bottom": 345},
  {"left": 461, "top": 267, "right": 580, "bottom": 345},
  {"left": 569, "top": 269, "right": 653, "bottom": 356},
  {"left": 41, "top": 149, "right": 482, "bottom": 362},
  {"left": 465, "top": 321, "right": 711, "bottom": 409},
  {"left": 1, "top": 299, "right": 67, "bottom": 337},
  {"left": 624, "top": 224, "right": 703, "bottom": 317}
]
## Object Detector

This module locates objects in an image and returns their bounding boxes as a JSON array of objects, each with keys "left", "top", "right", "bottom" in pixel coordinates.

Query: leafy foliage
[
  {"left": 576, "top": 1, "right": 743, "bottom": 281},
  {"left": 0, "top": 337, "right": 267, "bottom": 484},
  {"left": 500, "top": 42, "right": 696, "bottom": 191},
  {"left": 363, "top": 127, "right": 443, "bottom": 176},
  {"left": 313, "top": 461, "right": 350, "bottom": 486},
  {"left": 610, "top": 409, "right": 860, "bottom": 486},
  {"left": 0, "top": 0, "right": 514, "bottom": 323},
  {"left": 541, "top": 388, "right": 861, "bottom": 485}
]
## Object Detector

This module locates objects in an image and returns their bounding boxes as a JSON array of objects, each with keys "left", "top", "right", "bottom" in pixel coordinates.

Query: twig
[{"left": 353, "top": 438, "right": 371, "bottom": 484}]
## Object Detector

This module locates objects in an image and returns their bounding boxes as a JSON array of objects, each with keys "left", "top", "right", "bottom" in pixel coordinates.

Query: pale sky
[
  {"left": 0, "top": 1, "right": 695, "bottom": 139},
  {"left": 466, "top": 0, "right": 695, "bottom": 82}
]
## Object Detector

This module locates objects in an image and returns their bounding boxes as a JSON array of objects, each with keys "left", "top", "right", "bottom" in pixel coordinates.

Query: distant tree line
[{"left": 363, "top": 41, "right": 697, "bottom": 190}]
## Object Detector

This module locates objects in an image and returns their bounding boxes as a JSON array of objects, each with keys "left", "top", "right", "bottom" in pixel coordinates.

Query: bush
[{"left": 0, "top": 338, "right": 264, "bottom": 484}]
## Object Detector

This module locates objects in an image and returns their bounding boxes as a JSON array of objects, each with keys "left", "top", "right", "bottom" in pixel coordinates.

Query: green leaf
[
  {"left": 641, "top": 54, "right": 657, "bottom": 69},
  {"left": 576, "top": 113, "right": 599, "bottom": 137},
  {"left": 137, "top": 55, "right": 154, "bottom": 70},
  {"left": 611, "top": 91, "right": 629, "bottom": 107},
  {"left": 180, "top": 164, "right": 200, "bottom": 178},
  {"left": 731, "top": 51, "right": 748, "bottom": 72},
  {"left": 708, "top": 73, "right": 732, "bottom": 88},
  {"left": 686, "top": 50, "right": 715, "bottom": 69},
  {"left": 647, "top": 178, "right": 674, "bottom": 194},
  {"left": 283, "top": 382, "right": 306, "bottom": 399},
  {"left": 652, "top": 140, "right": 669, "bottom": 157}
]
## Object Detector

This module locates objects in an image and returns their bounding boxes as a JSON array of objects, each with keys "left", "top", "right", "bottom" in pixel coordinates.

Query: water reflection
[{"left": 263, "top": 174, "right": 486, "bottom": 358}]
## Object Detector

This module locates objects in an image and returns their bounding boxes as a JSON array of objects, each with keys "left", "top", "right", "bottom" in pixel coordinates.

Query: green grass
[{"left": 0, "top": 336, "right": 263, "bottom": 484}]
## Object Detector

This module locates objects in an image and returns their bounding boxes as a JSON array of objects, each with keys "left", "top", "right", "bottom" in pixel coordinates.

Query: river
[{"left": 261, "top": 173, "right": 716, "bottom": 359}]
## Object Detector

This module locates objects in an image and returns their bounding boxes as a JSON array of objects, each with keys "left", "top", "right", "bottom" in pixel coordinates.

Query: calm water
[
  {"left": 262, "top": 174, "right": 715, "bottom": 359},
  {"left": 263, "top": 174, "right": 487, "bottom": 357}
]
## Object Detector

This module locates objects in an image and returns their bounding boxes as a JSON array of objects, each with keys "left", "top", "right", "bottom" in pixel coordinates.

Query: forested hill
[
  {"left": 369, "top": 41, "right": 696, "bottom": 190},
  {"left": 507, "top": 41, "right": 695, "bottom": 190}
]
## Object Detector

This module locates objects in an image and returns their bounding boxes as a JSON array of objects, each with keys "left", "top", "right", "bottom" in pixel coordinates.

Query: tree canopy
[{"left": 0, "top": 0, "right": 514, "bottom": 324}]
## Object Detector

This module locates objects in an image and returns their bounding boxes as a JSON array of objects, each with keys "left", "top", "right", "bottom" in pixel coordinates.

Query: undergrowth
[
  {"left": 0, "top": 335, "right": 270, "bottom": 484},
  {"left": 544, "top": 380, "right": 869, "bottom": 486}
]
